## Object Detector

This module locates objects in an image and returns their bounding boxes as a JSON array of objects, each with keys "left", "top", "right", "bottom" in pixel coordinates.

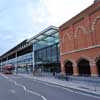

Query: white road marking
[
  {"left": 18, "top": 75, "right": 100, "bottom": 99},
  {"left": 36, "top": 80, "right": 100, "bottom": 99},
  {"left": 9, "top": 89, "right": 16, "bottom": 94},
  {"left": 10, "top": 76, "right": 22, "bottom": 79},
  {"left": 0, "top": 74, "right": 47, "bottom": 100},
  {"left": 41, "top": 81, "right": 100, "bottom": 99}
]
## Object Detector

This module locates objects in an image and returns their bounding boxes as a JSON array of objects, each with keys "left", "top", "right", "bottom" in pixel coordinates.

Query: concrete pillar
[
  {"left": 15, "top": 52, "right": 18, "bottom": 73},
  {"left": 0, "top": 60, "right": 2, "bottom": 72},
  {"left": 32, "top": 44, "right": 35, "bottom": 70},
  {"left": 90, "top": 59, "right": 98, "bottom": 76},
  {"left": 0, "top": 59, "right": 3, "bottom": 72},
  {"left": 6, "top": 57, "right": 8, "bottom": 65},
  {"left": 73, "top": 62, "right": 79, "bottom": 76}
]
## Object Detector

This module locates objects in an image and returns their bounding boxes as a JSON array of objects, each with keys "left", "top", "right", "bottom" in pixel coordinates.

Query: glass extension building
[
  {"left": 0, "top": 26, "right": 60, "bottom": 74},
  {"left": 29, "top": 26, "right": 60, "bottom": 73}
]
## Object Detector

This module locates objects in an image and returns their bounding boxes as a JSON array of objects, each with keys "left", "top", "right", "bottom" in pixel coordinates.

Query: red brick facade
[{"left": 59, "top": 2, "right": 100, "bottom": 76}]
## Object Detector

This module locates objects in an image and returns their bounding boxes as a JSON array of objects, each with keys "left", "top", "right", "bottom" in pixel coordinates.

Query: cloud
[
  {"left": 42, "top": 0, "right": 94, "bottom": 26},
  {"left": 0, "top": 0, "right": 94, "bottom": 55}
]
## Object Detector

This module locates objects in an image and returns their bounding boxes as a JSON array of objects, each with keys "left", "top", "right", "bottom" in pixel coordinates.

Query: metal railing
[{"left": 33, "top": 71, "right": 100, "bottom": 92}]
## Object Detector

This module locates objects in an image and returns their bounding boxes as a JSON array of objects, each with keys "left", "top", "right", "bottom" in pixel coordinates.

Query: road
[{"left": 0, "top": 74, "right": 99, "bottom": 100}]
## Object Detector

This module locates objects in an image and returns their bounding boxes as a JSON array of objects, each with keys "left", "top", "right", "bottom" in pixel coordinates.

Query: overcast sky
[{"left": 0, "top": 0, "right": 94, "bottom": 55}]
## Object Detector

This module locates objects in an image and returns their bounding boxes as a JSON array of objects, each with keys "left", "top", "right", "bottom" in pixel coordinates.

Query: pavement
[
  {"left": 18, "top": 73, "right": 100, "bottom": 98},
  {"left": 0, "top": 73, "right": 100, "bottom": 100}
]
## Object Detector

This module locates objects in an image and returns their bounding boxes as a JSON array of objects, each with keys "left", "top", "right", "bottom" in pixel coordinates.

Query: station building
[
  {"left": 0, "top": 40, "right": 33, "bottom": 73},
  {"left": 59, "top": 1, "right": 100, "bottom": 76},
  {"left": 0, "top": 26, "right": 60, "bottom": 74}
]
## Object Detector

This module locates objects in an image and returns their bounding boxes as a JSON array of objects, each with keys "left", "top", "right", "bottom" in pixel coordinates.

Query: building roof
[
  {"left": 27, "top": 26, "right": 59, "bottom": 43},
  {"left": 0, "top": 26, "right": 58, "bottom": 59},
  {"left": 0, "top": 39, "right": 28, "bottom": 59}
]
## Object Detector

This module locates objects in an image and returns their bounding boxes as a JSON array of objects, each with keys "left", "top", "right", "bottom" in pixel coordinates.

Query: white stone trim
[
  {"left": 61, "top": 16, "right": 100, "bottom": 56},
  {"left": 77, "top": 56, "right": 91, "bottom": 64},
  {"left": 61, "top": 44, "right": 100, "bottom": 56},
  {"left": 62, "top": 31, "right": 73, "bottom": 41},
  {"left": 91, "top": 16, "right": 100, "bottom": 32},
  {"left": 90, "top": 59, "right": 96, "bottom": 66},
  {"left": 64, "top": 59, "right": 76, "bottom": 65},
  {"left": 74, "top": 26, "right": 89, "bottom": 38}
]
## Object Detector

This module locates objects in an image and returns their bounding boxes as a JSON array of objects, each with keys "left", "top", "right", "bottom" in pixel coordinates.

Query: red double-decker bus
[{"left": 3, "top": 64, "right": 15, "bottom": 74}]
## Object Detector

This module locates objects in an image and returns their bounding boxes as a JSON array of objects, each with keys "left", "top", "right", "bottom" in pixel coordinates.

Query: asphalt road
[{"left": 0, "top": 74, "right": 99, "bottom": 100}]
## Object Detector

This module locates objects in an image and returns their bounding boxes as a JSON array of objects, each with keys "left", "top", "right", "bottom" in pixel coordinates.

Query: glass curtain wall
[
  {"left": 33, "top": 30, "right": 61, "bottom": 74},
  {"left": 34, "top": 43, "right": 60, "bottom": 73},
  {"left": 0, "top": 52, "right": 33, "bottom": 73},
  {"left": 17, "top": 52, "right": 33, "bottom": 73}
]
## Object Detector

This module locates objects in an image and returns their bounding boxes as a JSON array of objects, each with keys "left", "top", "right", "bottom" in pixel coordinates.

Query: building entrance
[
  {"left": 78, "top": 59, "right": 91, "bottom": 76},
  {"left": 64, "top": 61, "right": 73, "bottom": 75}
]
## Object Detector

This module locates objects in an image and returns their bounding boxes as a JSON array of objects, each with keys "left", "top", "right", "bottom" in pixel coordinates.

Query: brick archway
[
  {"left": 96, "top": 57, "right": 100, "bottom": 76},
  {"left": 77, "top": 58, "right": 91, "bottom": 76},
  {"left": 64, "top": 60, "right": 73, "bottom": 75}
]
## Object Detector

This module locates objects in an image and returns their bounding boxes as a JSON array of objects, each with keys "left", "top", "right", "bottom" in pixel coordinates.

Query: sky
[{"left": 0, "top": 0, "right": 94, "bottom": 55}]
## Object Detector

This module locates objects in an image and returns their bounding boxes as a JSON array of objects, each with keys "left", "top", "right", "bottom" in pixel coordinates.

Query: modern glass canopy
[{"left": 28, "top": 26, "right": 59, "bottom": 51}]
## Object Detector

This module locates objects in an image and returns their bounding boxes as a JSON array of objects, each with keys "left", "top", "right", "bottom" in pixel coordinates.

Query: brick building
[{"left": 59, "top": 1, "right": 100, "bottom": 76}]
